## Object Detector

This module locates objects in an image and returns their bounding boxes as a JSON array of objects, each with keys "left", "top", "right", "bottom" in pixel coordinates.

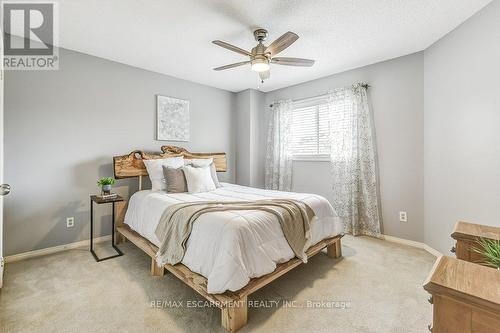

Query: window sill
[{"left": 292, "top": 155, "right": 331, "bottom": 162}]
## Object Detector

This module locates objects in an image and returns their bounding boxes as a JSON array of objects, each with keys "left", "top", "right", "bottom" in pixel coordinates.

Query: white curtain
[
  {"left": 265, "top": 100, "right": 293, "bottom": 191},
  {"left": 329, "top": 84, "right": 382, "bottom": 237}
]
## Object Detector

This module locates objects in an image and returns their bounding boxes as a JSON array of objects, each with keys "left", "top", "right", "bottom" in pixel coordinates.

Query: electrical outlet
[
  {"left": 66, "top": 217, "right": 74, "bottom": 228},
  {"left": 399, "top": 211, "right": 408, "bottom": 222}
]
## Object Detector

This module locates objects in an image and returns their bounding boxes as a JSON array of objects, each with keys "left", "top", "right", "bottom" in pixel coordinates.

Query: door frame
[{"left": 0, "top": 28, "right": 4, "bottom": 288}]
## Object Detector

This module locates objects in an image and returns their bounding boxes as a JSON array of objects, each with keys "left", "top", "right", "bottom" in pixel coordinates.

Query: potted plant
[
  {"left": 97, "top": 177, "right": 116, "bottom": 195},
  {"left": 473, "top": 238, "right": 500, "bottom": 269}
]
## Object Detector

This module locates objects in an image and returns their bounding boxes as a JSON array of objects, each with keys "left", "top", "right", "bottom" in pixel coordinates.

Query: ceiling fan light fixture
[
  {"left": 251, "top": 57, "right": 270, "bottom": 72},
  {"left": 212, "top": 29, "right": 314, "bottom": 81}
]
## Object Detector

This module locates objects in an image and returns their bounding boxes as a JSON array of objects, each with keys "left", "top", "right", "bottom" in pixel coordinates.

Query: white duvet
[{"left": 124, "top": 183, "right": 343, "bottom": 294}]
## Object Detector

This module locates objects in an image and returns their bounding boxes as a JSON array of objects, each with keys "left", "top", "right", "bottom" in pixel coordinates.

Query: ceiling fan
[{"left": 212, "top": 29, "right": 315, "bottom": 82}]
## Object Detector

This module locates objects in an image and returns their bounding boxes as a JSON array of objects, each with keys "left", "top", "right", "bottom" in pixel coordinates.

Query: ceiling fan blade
[
  {"left": 213, "top": 61, "right": 251, "bottom": 71},
  {"left": 212, "top": 40, "right": 252, "bottom": 57},
  {"left": 265, "top": 31, "right": 299, "bottom": 56},
  {"left": 259, "top": 70, "right": 270, "bottom": 81},
  {"left": 271, "top": 57, "right": 315, "bottom": 67}
]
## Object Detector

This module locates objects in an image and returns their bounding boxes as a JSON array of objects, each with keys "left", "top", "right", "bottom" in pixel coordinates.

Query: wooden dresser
[
  {"left": 451, "top": 221, "right": 500, "bottom": 265},
  {"left": 423, "top": 256, "right": 500, "bottom": 333}
]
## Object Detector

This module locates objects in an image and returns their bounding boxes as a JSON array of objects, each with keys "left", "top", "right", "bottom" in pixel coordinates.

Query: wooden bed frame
[{"left": 112, "top": 146, "right": 343, "bottom": 332}]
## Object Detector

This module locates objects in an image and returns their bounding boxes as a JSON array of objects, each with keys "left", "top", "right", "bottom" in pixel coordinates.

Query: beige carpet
[{"left": 0, "top": 236, "right": 436, "bottom": 333}]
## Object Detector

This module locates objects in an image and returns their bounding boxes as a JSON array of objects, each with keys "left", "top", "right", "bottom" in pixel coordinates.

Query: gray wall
[
  {"left": 4, "top": 47, "right": 235, "bottom": 256},
  {"left": 235, "top": 90, "right": 251, "bottom": 186},
  {"left": 234, "top": 89, "right": 265, "bottom": 187},
  {"left": 424, "top": 0, "right": 500, "bottom": 254},
  {"left": 249, "top": 90, "right": 265, "bottom": 188},
  {"left": 263, "top": 53, "right": 425, "bottom": 242}
]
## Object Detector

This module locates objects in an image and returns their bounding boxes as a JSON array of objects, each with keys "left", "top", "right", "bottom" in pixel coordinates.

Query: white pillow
[
  {"left": 184, "top": 158, "right": 221, "bottom": 188},
  {"left": 182, "top": 165, "right": 216, "bottom": 193},
  {"left": 184, "top": 158, "right": 213, "bottom": 167},
  {"left": 143, "top": 156, "right": 184, "bottom": 191}
]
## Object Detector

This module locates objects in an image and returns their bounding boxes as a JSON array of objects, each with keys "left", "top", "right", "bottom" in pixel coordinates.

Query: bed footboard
[{"left": 115, "top": 219, "right": 343, "bottom": 333}]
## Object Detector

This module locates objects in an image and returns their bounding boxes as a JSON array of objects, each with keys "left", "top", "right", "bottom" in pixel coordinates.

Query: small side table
[{"left": 90, "top": 195, "right": 124, "bottom": 262}]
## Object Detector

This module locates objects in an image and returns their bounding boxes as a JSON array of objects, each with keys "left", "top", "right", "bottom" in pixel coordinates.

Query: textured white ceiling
[{"left": 15, "top": 0, "right": 493, "bottom": 92}]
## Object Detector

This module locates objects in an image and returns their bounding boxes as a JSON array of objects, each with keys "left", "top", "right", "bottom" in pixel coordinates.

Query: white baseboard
[
  {"left": 382, "top": 234, "right": 442, "bottom": 257},
  {"left": 422, "top": 244, "right": 442, "bottom": 257},
  {"left": 5, "top": 235, "right": 112, "bottom": 263}
]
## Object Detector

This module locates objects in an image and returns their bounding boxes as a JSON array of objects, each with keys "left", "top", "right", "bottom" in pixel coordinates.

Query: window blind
[
  {"left": 290, "top": 95, "right": 353, "bottom": 158},
  {"left": 290, "top": 102, "right": 330, "bottom": 156}
]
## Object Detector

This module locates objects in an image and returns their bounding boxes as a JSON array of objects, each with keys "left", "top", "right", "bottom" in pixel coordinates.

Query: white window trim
[{"left": 292, "top": 95, "right": 330, "bottom": 108}]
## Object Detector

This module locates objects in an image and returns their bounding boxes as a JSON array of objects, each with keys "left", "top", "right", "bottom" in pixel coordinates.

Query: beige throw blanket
[{"left": 155, "top": 199, "right": 316, "bottom": 267}]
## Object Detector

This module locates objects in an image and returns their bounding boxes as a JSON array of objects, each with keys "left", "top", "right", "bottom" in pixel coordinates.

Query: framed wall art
[{"left": 156, "top": 95, "right": 190, "bottom": 141}]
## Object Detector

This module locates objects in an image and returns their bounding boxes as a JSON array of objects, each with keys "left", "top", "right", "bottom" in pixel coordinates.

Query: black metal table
[{"left": 90, "top": 194, "right": 124, "bottom": 262}]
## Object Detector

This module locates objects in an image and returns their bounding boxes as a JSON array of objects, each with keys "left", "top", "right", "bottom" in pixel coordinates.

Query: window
[
  {"left": 290, "top": 95, "right": 353, "bottom": 160},
  {"left": 290, "top": 98, "right": 331, "bottom": 160}
]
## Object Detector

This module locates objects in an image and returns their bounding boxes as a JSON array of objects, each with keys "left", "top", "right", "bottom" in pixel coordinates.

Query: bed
[{"left": 113, "top": 146, "right": 344, "bottom": 332}]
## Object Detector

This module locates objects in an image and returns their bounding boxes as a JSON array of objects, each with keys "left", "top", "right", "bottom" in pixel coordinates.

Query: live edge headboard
[{"left": 113, "top": 146, "right": 227, "bottom": 189}]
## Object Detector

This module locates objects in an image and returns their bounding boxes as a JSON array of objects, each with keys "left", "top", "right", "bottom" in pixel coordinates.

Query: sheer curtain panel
[
  {"left": 265, "top": 100, "right": 293, "bottom": 191},
  {"left": 329, "top": 84, "right": 382, "bottom": 237}
]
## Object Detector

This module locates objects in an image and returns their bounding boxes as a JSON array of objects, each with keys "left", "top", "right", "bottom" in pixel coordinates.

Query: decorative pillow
[
  {"left": 185, "top": 158, "right": 221, "bottom": 188},
  {"left": 162, "top": 166, "right": 187, "bottom": 193},
  {"left": 143, "top": 156, "right": 184, "bottom": 191},
  {"left": 182, "top": 165, "right": 216, "bottom": 193},
  {"left": 208, "top": 163, "right": 221, "bottom": 188}
]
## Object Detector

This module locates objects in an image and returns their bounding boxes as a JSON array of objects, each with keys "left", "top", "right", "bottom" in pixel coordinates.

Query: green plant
[
  {"left": 97, "top": 177, "right": 116, "bottom": 187},
  {"left": 472, "top": 238, "right": 500, "bottom": 269}
]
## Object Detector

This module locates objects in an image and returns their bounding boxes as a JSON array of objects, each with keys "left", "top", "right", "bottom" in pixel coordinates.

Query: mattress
[{"left": 124, "top": 183, "right": 343, "bottom": 293}]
